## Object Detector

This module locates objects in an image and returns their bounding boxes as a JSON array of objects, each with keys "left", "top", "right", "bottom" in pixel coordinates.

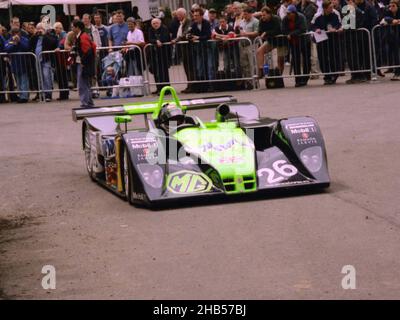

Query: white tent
[
  {"left": 0, "top": 0, "right": 158, "bottom": 21},
  {"left": 2, "top": 0, "right": 132, "bottom": 5}
]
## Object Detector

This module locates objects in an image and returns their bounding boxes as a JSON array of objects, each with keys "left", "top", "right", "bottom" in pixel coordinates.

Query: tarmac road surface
[{"left": 1, "top": 79, "right": 400, "bottom": 299}]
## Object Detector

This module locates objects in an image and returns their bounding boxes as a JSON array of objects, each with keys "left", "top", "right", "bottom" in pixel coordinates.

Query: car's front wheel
[
  {"left": 83, "top": 124, "right": 95, "bottom": 181},
  {"left": 122, "top": 144, "right": 134, "bottom": 204}
]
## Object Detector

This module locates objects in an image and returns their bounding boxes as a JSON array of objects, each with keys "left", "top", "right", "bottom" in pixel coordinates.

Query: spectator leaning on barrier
[
  {"left": 93, "top": 13, "right": 109, "bottom": 93},
  {"left": 355, "top": 0, "right": 378, "bottom": 79},
  {"left": 148, "top": 18, "right": 171, "bottom": 95},
  {"left": 342, "top": 0, "right": 368, "bottom": 83},
  {"left": 215, "top": 16, "right": 241, "bottom": 77},
  {"left": 238, "top": 6, "right": 259, "bottom": 90},
  {"left": 54, "top": 22, "right": 69, "bottom": 101},
  {"left": 72, "top": 20, "right": 95, "bottom": 108},
  {"left": 108, "top": 10, "right": 129, "bottom": 49},
  {"left": 170, "top": 8, "right": 194, "bottom": 94},
  {"left": 24, "top": 22, "right": 40, "bottom": 101},
  {"left": 208, "top": 9, "right": 220, "bottom": 77},
  {"left": 169, "top": 11, "right": 180, "bottom": 39},
  {"left": 256, "top": 6, "right": 284, "bottom": 77},
  {"left": 300, "top": 0, "right": 319, "bottom": 77},
  {"left": 232, "top": 2, "right": 244, "bottom": 30},
  {"left": 225, "top": 4, "right": 236, "bottom": 26},
  {"left": 282, "top": 4, "right": 311, "bottom": 87},
  {"left": 300, "top": 0, "right": 318, "bottom": 28},
  {"left": 190, "top": 7, "right": 216, "bottom": 93},
  {"left": 208, "top": 9, "right": 220, "bottom": 31},
  {"left": 124, "top": 17, "right": 145, "bottom": 76},
  {"left": 380, "top": 0, "right": 400, "bottom": 80},
  {"left": 8, "top": 17, "right": 29, "bottom": 40},
  {"left": 312, "top": 0, "right": 343, "bottom": 85},
  {"left": 355, "top": 0, "right": 378, "bottom": 30},
  {"left": 4, "top": 27, "right": 30, "bottom": 103},
  {"left": 31, "top": 23, "right": 58, "bottom": 102}
]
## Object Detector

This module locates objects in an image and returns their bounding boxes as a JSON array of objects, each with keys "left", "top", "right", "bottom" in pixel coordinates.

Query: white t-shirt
[
  {"left": 278, "top": 5, "right": 288, "bottom": 19},
  {"left": 127, "top": 28, "right": 144, "bottom": 44}
]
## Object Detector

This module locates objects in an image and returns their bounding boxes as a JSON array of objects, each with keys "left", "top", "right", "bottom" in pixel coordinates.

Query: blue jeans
[
  {"left": 41, "top": 60, "right": 53, "bottom": 99},
  {"left": 15, "top": 72, "right": 29, "bottom": 100},
  {"left": 77, "top": 64, "right": 94, "bottom": 108},
  {"left": 194, "top": 42, "right": 216, "bottom": 81}
]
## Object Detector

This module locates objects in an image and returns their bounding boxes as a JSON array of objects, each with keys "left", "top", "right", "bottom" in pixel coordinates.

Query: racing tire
[
  {"left": 122, "top": 144, "right": 135, "bottom": 204},
  {"left": 83, "top": 124, "right": 95, "bottom": 181}
]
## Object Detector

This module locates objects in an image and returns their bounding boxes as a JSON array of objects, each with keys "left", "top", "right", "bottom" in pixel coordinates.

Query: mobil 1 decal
[
  {"left": 284, "top": 118, "right": 319, "bottom": 146},
  {"left": 128, "top": 136, "right": 158, "bottom": 163}
]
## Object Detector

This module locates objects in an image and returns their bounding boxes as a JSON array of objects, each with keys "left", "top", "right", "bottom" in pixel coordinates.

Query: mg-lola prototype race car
[{"left": 72, "top": 86, "right": 330, "bottom": 207}]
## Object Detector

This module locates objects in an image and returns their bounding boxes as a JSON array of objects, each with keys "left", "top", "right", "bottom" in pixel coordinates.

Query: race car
[{"left": 72, "top": 86, "right": 330, "bottom": 207}]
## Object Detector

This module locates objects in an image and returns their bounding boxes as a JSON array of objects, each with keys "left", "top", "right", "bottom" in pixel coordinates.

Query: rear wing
[{"left": 72, "top": 93, "right": 237, "bottom": 122}]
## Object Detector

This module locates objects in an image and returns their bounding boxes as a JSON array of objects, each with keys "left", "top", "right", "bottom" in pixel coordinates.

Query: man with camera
[{"left": 4, "top": 27, "right": 30, "bottom": 103}]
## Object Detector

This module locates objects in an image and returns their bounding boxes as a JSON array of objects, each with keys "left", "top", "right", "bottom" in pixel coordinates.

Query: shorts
[{"left": 264, "top": 40, "right": 288, "bottom": 57}]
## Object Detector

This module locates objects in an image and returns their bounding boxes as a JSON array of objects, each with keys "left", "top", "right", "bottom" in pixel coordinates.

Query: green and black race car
[{"left": 72, "top": 86, "right": 330, "bottom": 207}]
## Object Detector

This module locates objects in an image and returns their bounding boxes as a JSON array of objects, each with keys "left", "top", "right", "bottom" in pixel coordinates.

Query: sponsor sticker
[{"left": 166, "top": 170, "right": 212, "bottom": 194}]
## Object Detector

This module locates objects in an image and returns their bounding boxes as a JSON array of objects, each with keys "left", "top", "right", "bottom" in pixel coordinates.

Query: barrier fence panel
[
  {"left": 39, "top": 45, "right": 148, "bottom": 101},
  {"left": 255, "top": 28, "right": 373, "bottom": 85},
  {"left": 372, "top": 24, "right": 400, "bottom": 78},
  {"left": 38, "top": 49, "right": 73, "bottom": 100},
  {"left": 144, "top": 37, "right": 257, "bottom": 94},
  {"left": 0, "top": 52, "right": 41, "bottom": 102},
  {"left": 94, "top": 45, "right": 148, "bottom": 98}
]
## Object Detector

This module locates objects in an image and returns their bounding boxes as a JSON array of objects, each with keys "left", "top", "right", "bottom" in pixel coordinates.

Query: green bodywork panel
[
  {"left": 174, "top": 123, "right": 257, "bottom": 194},
  {"left": 114, "top": 115, "right": 132, "bottom": 124}
]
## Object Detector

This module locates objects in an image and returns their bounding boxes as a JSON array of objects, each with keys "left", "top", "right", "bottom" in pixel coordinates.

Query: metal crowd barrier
[
  {"left": 143, "top": 37, "right": 257, "bottom": 93},
  {"left": 0, "top": 52, "right": 41, "bottom": 101},
  {"left": 255, "top": 28, "right": 373, "bottom": 83},
  {"left": 372, "top": 24, "right": 400, "bottom": 77},
  {"left": 94, "top": 45, "right": 147, "bottom": 97},
  {"left": 38, "top": 45, "right": 148, "bottom": 100},
  {"left": 0, "top": 27, "right": 396, "bottom": 103}
]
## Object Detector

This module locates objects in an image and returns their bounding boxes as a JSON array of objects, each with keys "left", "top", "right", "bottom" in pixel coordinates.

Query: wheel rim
[
  {"left": 84, "top": 128, "right": 92, "bottom": 174},
  {"left": 123, "top": 149, "right": 130, "bottom": 199}
]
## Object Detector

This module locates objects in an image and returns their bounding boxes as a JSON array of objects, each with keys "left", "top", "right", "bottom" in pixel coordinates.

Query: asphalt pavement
[{"left": 0, "top": 78, "right": 399, "bottom": 299}]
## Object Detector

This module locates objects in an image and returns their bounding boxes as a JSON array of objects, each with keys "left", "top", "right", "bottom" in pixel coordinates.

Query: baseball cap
[{"left": 287, "top": 4, "right": 298, "bottom": 13}]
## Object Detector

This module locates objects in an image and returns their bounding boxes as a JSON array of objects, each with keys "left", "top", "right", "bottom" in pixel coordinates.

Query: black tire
[
  {"left": 83, "top": 124, "right": 95, "bottom": 181},
  {"left": 122, "top": 144, "right": 134, "bottom": 204}
]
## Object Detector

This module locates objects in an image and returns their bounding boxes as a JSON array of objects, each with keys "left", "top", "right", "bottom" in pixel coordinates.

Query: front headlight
[
  {"left": 300, "top": 146, "right": 323, "bottom": 173},
  {"left": 137, "top": 164, "right": 164, "bottom": 189}
]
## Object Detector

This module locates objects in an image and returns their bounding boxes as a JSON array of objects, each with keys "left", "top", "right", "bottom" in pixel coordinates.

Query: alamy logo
[
  {"left": 41, "top": 265, "right": 56, "bottom": 290},
  {"left": 41, "top": 5, "right": 56, "bottom": 28},
  {"left": 341, "top": 265, "right": 356, "bottom": 290}
]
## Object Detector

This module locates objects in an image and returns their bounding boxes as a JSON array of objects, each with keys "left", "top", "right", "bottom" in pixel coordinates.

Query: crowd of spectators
[{"left": 0, "top": 0, "right": 400, "bottom": 104}]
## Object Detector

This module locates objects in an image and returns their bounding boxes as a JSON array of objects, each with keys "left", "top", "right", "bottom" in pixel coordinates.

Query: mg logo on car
[{"left": 167, "top": 171, "right": 212, "bottom": 194}]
